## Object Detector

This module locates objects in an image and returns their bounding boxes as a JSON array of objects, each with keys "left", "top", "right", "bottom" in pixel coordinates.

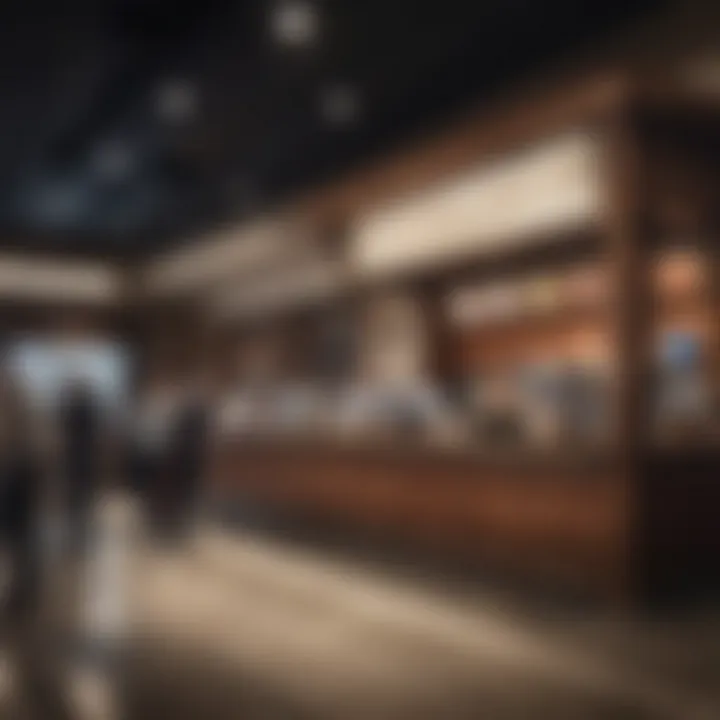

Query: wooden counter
[
  {"left": 211, "top": 437, "right": 632, "bottom": 602},
  {"left": 203, "top": 85, "right": 720, "bottom": 607}
]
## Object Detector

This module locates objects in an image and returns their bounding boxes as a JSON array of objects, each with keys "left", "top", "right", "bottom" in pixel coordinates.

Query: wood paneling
[
  {"left": 212, "top": 440, "right": 626, "bottom": 599},
  {"left": 204, "top": 82, "right": 720, "bottom": 608}
]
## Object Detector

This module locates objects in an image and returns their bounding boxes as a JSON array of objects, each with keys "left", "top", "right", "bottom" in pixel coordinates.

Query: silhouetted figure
[
  {"left": 0, "top": 375, "right": 42, "bottom": 619},
  {"left": 128, "top": 376, "right": 177, "bottom": 537},
  {"left": 128, "top": 381, "right": 166, "bottom": 507},
  {"left": 59, "top": 381, "right": 102, "bottom": 555},
  {"left": 165, "top": 387, "right": 209, "bottom": 539}
]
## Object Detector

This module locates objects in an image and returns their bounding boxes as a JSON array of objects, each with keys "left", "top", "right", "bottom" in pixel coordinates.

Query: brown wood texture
[
  {"left": 202, "top": 84, "right": 720, "bottom": 607},
  {"left": 212, "top": 440, "right": 626, "bottom": 599},
  {"left": 644, "top": 449, "right": 720, "bottom": 600},
  {"left": 454, "top": 253, "right": 711, "bottom": 372},
  {"left": 292, "top": 73, "right": 629, "bottom": 233}
]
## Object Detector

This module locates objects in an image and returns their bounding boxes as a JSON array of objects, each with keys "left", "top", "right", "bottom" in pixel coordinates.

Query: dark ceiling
[{"left": 0, "top": 0, "right": 661, "bottom": 257}]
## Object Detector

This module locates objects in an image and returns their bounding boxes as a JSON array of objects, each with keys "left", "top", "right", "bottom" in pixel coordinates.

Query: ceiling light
[
  {"left": 92, "top": 141, "right": 135, "bottom": 181},
  {"left": 271, "top": 1, "right": 318, "bottom": 48},
  {"left": 156, "top": 79, "right": 198, "bottom": 124},
  {"left": 320, "top": 84, "right": 361, "bottom": 127}
]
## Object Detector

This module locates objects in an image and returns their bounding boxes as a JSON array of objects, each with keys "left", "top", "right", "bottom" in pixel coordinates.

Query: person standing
[
  {"left": 128, "top": 372, "right": 180, "bottom": 537},
  {"left": 128, "top": 374, "right": 171, "bottom": 507},
  {"left": 0, "top": 372, "right": 43, "bottom": 620},
  {"left": 164, "top": 373, "right": 210, "bottom": 540},
  {"left": 58, "top": 380, "right": 103, "bottom": 558}
]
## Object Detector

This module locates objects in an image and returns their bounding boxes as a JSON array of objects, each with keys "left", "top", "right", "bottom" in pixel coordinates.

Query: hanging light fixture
[{"left": 271, "top": 1, "right": 319, "bottom": 48}]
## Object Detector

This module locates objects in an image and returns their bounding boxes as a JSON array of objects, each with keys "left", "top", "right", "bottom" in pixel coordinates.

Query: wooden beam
[
  {"left": 294, "top": 73, "right": 630, "bottom": 231},
  {"left": 603, "top": 96, "right": 654, "bottom": 604}
]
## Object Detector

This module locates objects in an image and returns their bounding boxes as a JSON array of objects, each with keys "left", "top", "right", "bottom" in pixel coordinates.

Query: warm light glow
[
  {"left": 0, "top": 255, "right": 123, "bottom": 304},
  {"left": 271, "top": 1, "right": 319, "bottom": 48},
  {"left": 143, "top": 217, "right": 297, "bottom": 296},
  {"left": 210, "top": 258, "right": 346, "bottom": 319},
  {"left": 351, "top": 132, "right": 603, "bottom": 279}
]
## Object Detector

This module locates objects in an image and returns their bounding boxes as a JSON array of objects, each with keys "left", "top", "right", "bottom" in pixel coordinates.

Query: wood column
[{"left": 605, "top": 102, "right": 654, "bottom": 604}]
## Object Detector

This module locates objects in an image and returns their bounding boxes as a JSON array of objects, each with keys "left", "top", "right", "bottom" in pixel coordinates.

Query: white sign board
[{"left": 350, "top": 132, "right": 603, "bottom": 279}]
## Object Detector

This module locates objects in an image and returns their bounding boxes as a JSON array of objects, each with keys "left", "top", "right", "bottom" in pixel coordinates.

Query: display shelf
[{"left": 208, "top": 76, "right": 720, "bottom": 605}]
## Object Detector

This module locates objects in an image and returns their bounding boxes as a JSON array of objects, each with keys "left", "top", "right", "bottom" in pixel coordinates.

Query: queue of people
[
  {"left": 0, "top": 357, "right": 211, "bottom": 619},
  {"left": 0, "top": 354, "right": 211, "bottom": 718}
]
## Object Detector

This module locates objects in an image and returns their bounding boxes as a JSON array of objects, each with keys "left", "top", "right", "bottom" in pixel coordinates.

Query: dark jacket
[
  {"left": 0, "top": 453, "right": 39, "bottom": 544},
  {"left": 1, "top": 451, "right": 41, "bottom": 613},
  {"left": 60, "top": 386, "right": 101, "bottom": 505},
  {"left": 166, "top": 398, "right": 208, "bottom": 496}
]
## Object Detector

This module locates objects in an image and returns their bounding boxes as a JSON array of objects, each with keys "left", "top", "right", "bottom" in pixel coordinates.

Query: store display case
[{"left": 210, "top": 75, "right": 720, "bottom": 604}]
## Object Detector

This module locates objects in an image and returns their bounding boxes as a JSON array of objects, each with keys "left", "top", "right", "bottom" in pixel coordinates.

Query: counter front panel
[{"left": 212, "top": 440, "right": 629, "bottom": 600}]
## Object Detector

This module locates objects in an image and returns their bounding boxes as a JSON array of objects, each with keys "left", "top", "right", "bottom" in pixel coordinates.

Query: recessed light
[
  {"left": 92, "top": 141, "right": 134, "bottom": 180},
  {"left": 320, "top": 84, "right": 361, "bottom": 126},
  {"left": 271, "top": 1, "right": 319, "bottom": 48},
  {"left": 156, "top": 79, "right": 198, "bottom": 124}
]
